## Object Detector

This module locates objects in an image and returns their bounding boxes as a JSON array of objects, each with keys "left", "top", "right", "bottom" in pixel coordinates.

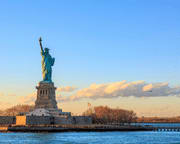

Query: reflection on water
[{"left": 0, "top": 131, "right": 180, "bottom": 144}]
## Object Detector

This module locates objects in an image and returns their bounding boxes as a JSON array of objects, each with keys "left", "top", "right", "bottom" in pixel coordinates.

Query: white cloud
[
  {"left": 57, "top": 86, "right": 77, "bottom": 92},
  {"left": 59, "top": 80, "right": 180, "bottom": 101},
  {"left": 18, "top": 92, "right": 36, "bottom": 105},
  {"left": 17, "top": 81, "right": 180, "bottom": 104}
]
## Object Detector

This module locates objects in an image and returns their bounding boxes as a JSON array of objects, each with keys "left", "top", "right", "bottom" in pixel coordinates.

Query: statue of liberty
[{"left": 39, "top": 37, "right": 55, "bottom": 83}]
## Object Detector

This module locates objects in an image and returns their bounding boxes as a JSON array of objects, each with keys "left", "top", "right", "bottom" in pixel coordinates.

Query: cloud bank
[
  {"left": 57, "top": 86, "right": 77, "bottom": 92},
  {"left": 18, "top": 92, "right": 36, "bottom": 105},
  {"left": 59, "top": 80, "right": 180, "bottom": 101},
  {"left": 18, "top": 80, "right": 180, "bottom": 103}
]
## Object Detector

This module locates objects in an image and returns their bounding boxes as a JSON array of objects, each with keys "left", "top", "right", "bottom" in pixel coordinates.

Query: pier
[{"left": 153, "top": 127, "right": 180, "bottom": 132}]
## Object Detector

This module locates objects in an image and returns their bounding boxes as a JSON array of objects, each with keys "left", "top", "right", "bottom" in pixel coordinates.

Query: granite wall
[
  {"left": 15, "top": 115, "right": 92, "bottom": 125},
  {"left": 71, "top": 116, "right": 92, "bottom": 125},
  {"left": 54, "top": 116, "right": 92, "bottom": 125},
  {"left": 26, "top": 116, "right": 52, "bottom": 125},
  {"left": 0, "top": 116, "right": 16, "bottom": 125},
  {"left": 54, "top": 116, "right": 72, "bottom": 125},
  {"left": 16, "top": 116, "right": 52, "bottom": 125}
]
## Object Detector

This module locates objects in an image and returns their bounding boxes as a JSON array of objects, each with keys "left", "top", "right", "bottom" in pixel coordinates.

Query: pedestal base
[
  {"left": 35, "top": 82, "right": 58, "bottom": 109},
  {"left": 31, "top": 81, "right": 71, "bottom": 117}
]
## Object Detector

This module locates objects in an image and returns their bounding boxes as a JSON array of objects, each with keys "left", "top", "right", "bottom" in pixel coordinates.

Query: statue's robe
[{"left": 41, "top": 51, "right": 55, "bottom": 82}]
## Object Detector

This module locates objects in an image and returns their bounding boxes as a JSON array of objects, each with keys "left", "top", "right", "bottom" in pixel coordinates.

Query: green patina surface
[{"left": 39, "top": 37, "right": 55, "bottom": 83}]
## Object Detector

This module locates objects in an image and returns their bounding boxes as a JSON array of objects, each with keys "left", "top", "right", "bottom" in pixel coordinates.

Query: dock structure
[
  {"left": 153, "top": 127, "right": 180, "bottom": 132},
  {"left": 131, "top": 123, "right": 180, "bottom": 132}
]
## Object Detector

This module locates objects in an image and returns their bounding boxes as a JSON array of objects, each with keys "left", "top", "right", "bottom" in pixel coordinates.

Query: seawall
[{"left": 0, "top": 125, "right": 153, "bottom": 132}]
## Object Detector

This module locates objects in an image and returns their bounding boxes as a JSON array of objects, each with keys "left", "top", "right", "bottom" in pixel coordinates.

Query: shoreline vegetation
[{"left": 0, "top": 104, "right": 180, "bottom": 123}]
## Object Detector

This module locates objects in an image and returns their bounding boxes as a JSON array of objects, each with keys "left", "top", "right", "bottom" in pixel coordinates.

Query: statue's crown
[{"left": 45, "top": 48, "right": 50, "bottom": 51}]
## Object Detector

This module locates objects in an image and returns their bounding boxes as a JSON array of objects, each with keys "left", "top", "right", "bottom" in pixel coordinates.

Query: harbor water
[{"left": 0, "top": 131, "right": 180, "bottom": 144}]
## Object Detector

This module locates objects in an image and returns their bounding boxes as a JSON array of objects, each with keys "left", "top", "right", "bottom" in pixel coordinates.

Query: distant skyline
[{"left": 0, "top": 0, "right": 180, "bottom": 117}]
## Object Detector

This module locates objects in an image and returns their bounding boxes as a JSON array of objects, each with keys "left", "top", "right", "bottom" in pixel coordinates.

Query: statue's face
[{"left": 45, "top": 48, "right": 49, "bottom": 54}]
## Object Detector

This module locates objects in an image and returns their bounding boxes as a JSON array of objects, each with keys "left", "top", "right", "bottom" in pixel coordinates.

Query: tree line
[
  {"left": 83, "top": 105, "right": 137, "bottom": 124},
  {"left": 2, "top": 104, "right": 179, "bottom": 123},
  {"left": 0, "top": 105, "right": 34, "bottom": 116}
]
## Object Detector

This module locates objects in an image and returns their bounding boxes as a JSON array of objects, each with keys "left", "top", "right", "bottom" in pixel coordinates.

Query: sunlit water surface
[{"left": 0, "top": 131, "right": 180, "bottom": 144}]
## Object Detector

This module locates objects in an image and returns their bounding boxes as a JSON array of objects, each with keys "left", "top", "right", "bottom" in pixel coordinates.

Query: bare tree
[{"left": 83, "top": 105, "right": 137, "bottom": 124}]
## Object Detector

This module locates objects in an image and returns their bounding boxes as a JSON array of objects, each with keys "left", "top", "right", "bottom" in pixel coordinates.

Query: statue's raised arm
[
  {"left": 39, "top": 37, "right": 44, "bottom": 55},
  {"left": 39, "top": 37, "right": 55, "bottom": 83}
]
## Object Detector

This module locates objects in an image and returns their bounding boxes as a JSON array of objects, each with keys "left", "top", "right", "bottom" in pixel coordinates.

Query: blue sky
[{"left": 0, "top": 0, "right": 180, "bottom": 116}]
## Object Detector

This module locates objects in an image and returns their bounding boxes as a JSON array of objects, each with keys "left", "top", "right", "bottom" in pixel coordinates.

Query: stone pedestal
[
  {"left": 28, "top": 81, "right": 71, "bottom": 117},
  {"left": 35, "top": 82, "right": 58, "bottom": 109}
]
